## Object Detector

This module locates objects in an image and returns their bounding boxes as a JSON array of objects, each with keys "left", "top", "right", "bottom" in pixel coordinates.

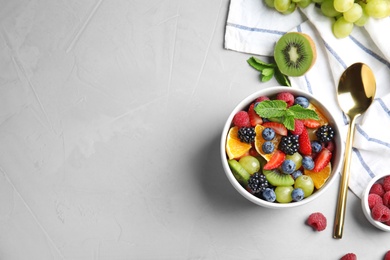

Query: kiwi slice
[
  {"left": 274, "top": 32, "right": 317, "bottom": 77},
  {"left": 228, "top": 159, "right": 251, "bottom": 185},
  {"left": 263, "top": 169, "right": 294, "bottom": 187}
]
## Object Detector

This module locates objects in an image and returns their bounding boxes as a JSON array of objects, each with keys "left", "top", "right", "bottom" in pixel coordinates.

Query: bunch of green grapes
[{"left": 264, "top": 0, "right": 390, "bottom": 38}]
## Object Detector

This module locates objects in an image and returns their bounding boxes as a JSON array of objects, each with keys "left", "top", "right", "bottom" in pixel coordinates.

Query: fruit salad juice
[{"left": 225, "top": 91, "right": 336, "bottom": 204}]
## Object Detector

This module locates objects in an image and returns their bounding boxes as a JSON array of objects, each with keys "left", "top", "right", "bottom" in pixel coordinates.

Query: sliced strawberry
[
  {"left": 263, "top": 150, "right": 286, "bottom": 170},
  {"left": 302, "top": 119, "right": 321, "bottom": 129},
  {"left": 291, "top": 119, "right": 304, "bottom": 135},
  {"left": 248, "top": 103, "right": 263, "bottom": 126},
  {"left": 262, "top": 122, "right": 288, "bottom": 136},
  {"left": 313, "top": 148, "right": 332, "bottom": 172},
  {"left": 324, "top": 141, "right": 335, "bottom": 152},
  {"left": 298, "top": 127, "right": 312, "bottom": 155}
]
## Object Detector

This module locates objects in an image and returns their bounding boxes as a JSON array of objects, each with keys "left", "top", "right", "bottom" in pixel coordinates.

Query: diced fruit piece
[
  {"left": 301, "top": 119, "right": 321, "bottom": 128},
  {"left": 294, "top": 175, "right": 314, "bottom": 197},
  {"left": 316, "top": 125, "right": 335, "bottom": 143},
  {"left": 248, "top": 172, "right": 269, "bottom": 194},
  {"left": 304, "top": 162, "right": 332, "bottom": 189},
  {"left": 254, "top": 124, "right": 281, "bottom": 161},
  {"left": 239, "top": 156, "right": 261, "bottom": 175},
  {"left": 263, "top": 150, "right": 286, "bottom": 170},
  {"left": 286, "top": 152, "right": 303, "bottom": 170},
  {"left": 263, "top": 169, "right": 294, "bottom": 186},
  {"left": 279, "top": 135, "right": 299, "bottom": 155},
  {"left": 302, "top": 156, "right": 315, "bottom": 170},
  {"left": 281, "top": 159, "right": 296, "bottom": 174},
  {"left": 262, "top": 188, "right": 276, "bottom": 202},
  {"left": 291, "top": 119, "right": 304, "bottom": 135},
  {"left": 276, "top": 92, "right": 294, "bottom": 107},
  {"left": 312, "top": 148, "right": 332, "bottom": 172},
  {"left": 248, "top": 103, "right": 263, "bottom": 126},
  {"left": 275, "top": 186, "right": 294, "bottom": 203},
  {"left": 291, "top": 188, "right": 305, "bottom": 202},
  {"left": 294, "top": 96, "right": 309, "bottom": 108},
  {"left": 238, "top": 127, "right": 256, "bottom": 143},
  {"left": 232, "top": 111, "right": 251, "bottom": 127},
  {"left": 307, "top": 212, "right": 327, "bottom": 231},
  {"left": 228, "top": 159, "right": 251, "bottom": 185},
  {"left": 262, "top": 122, "right": 288, "bottom": 136},
  {"left": 226, "top": 126, "right": 252, "bottom": 160},
  {"left": 307, "top": 103, "right": 328, "bottom": 125},
  {"left": 298, "top": 127, "right": 312, "bottom": 155}
]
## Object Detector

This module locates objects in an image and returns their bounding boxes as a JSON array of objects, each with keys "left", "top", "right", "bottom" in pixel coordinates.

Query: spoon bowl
[{"left": 333, "top": 63, "right": 376, "bottom": 239}]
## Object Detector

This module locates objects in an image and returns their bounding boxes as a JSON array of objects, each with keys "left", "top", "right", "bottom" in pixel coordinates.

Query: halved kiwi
[{"left": 274, "top": 32, "right": 317, "bottom": 77}]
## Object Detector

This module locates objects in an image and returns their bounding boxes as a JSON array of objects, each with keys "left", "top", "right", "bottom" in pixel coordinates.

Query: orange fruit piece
[
  {"left": 226, "top": 126, "right": 252, "bottom": 160},
  {"left": 304, "top": 162, "right": 332, "bottom": 189},
  {"left": 254, "top": 124, "right": 281, "bottom": 161},
  {"left": 307, "top": 103, "right": 328, "bottom": 126}
]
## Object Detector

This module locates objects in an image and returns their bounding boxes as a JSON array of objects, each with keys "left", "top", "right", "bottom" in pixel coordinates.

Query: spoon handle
[{"left": 333, "top": 115, "right": 359, "bottom": 239}]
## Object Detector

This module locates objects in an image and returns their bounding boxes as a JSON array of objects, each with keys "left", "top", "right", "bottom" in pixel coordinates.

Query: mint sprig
[
  {"left": 254, "top": 100, "right": 319, "bottom": 130},
  {"left": 247, "top": 56, "right": 291, "bottom": 87}
]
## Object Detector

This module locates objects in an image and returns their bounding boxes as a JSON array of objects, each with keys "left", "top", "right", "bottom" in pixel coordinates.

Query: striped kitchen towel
[{"left": 225, "top": 0, "right": 390, "bottom": 198}]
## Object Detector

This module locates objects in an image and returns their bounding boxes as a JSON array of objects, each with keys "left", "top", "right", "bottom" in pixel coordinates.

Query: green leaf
[
  {"left": 252, "top": 56, "right": 276, "bottom": 68},
  {"left": 262, "top": 68, "right": 274, "bottom": 77},
  {"left": 274, "top": 68, "right": 291, "bottom": 87},
  {"left": 247, "top": 57, "right": 269, "bottom": 71},
  {"left": 287, "top": 105, "right": 319, "bottom": 120},
  {"left": 283, "top": 115, "right": 295, "bottom": 130},
  {"left": 254, "top": 100, "right": 287, "bottom": 118}
]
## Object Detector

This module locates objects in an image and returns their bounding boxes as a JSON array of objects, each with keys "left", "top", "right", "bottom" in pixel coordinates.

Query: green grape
[
  {"left": 274, "top": 0, "right": 292, "bottom": 12},
  {"left": 333, "top": 0, "right": 354, "bottom": 12},
  {"left": 366, "top": 0, "right": 388, "bottom": 18},
  {"left": 275, "top": 186, "right": 294, "bottom": 203},
  {"left": 285, "top": 152, "right": 302, "bottom": 171},
  {"left": 343, "top": 3, "right": 363, "bottom": 22},
  {"left": 283, "top": 2, "right": 297, "bottom": 14},
  {"left": 294, "top": 175, "right": 314, "bottom": 197},
  {"left": 297, "top": 0, "right": 312, "bottom": 8},
  {"left": 265, "top": 0, "right": 275, "bottom": 8},
  {"left": 332, "top": 16, "right": 354, "bottom": 38},
  {"left": 321, "top": 0, "right": 341, "bottom": 17},
  {"left": 354, "top": 3, "right": 369, "bottom": 26},
  {"left": 239, "top": 156, "right": 260, "bottom": 175}
]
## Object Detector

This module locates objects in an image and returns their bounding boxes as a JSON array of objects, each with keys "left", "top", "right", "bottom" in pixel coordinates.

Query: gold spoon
[{"left": 334, "top": 62, "right": 376, "bottom": 239}]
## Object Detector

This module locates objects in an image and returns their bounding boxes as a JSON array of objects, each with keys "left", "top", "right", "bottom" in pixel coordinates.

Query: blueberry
[
  {"left": 262, "top": 127, "right": 275, "bottom": 141},
  {"left": 302, "top": 156, "right": 315, "bottom": 170},
  {"left": 311, "top": 141, "right": 322, "bottom": 153},
  {"left": 262, "top": 188, "right": 276, "bottom": 202},
  {"left": 292, "top": 188, "right": 305, "bottom": 202},
  {"left": 262, "top": 141, "right": 274, "bottom": 154},
  {"left": 294, "top": 96, "right": 309, "bottom": 108},
  {"left": 281, "top": 159, "right": 296, "bottom": 174},
  {"left": 292, "top": 170, "right": 303, "bottom": 180}
]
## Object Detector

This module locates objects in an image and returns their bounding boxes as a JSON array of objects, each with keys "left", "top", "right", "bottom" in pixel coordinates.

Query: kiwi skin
[{"left": 274, "top": 32, "right": 317, "bottom": 77}]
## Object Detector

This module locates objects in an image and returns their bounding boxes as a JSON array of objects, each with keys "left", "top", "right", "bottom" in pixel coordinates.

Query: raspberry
[
  {"left": 385, "top": 251, "right": 390, "bottom": 260},
  {"left": 383, "top": 176, "right": 390, "bottom": 192},
  {"left": 371, "top": 204, "right": 390, "bottom": 222},
  {"left": 255, "top": 96, "right": 270, "bottom": 102},
  {"left": 383, "top": 191, "right": 390, "bottom": 207},
  {"left": 276, "top": 92, "right": 294, "bottom": 107},
  {"left": 370, "top": 183, "right": 385, "bottom": 197},
  {"left": 340, "top": 253, "right": 357, "bottom": 260},
  {"left": 232, "top": 111, "right": 250, "bottom": 128},
  {"left": 291, "top": 119, "right": 304, "bottom": 135},
  {"left": 307, "top": 212, "right": 327, "bottom": 231},
  {"left": 368, "top": 193, "right": 383, "bottom": 209}
]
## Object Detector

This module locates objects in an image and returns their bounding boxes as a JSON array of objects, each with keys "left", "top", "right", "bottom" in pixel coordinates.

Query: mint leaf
[
  {"left": 283, "top": 115, "right": 295, "bottom": 130},
  {"left": 261, "top": 68, "right": 274, "bottom": 82},
  {"left": 247, "top": 57, "right": 271, "bottom": 71},
  {"left": 254, "top": 100, "right": 287, "bottom": 118},
  {"left": 288, "top": 105, "right": 319, "bottom": 120},
  {"left": 274, "top": 68, "right": 291, "bottom": 87},
  {"left": 252, "top": 57, "right": 275, "bottom": 68}
]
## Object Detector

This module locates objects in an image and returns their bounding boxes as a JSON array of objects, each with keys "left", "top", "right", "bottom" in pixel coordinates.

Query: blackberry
[
  {"left": 316, "top": 125, "right": 335, "bottom": 142},
  {"left": 238, "top": 127, "right": 256, "bottom": 143},
  {"left": 279, "top": 135, "right": 299, "bottom": 155},
  {"left": 248, "top": 172, "right": 269, "bottom": 194}
]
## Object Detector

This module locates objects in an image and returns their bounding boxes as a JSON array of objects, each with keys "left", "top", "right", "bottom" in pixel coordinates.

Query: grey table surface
[{"left": 0, "top": 0, "right": 389, "bottom": 259}]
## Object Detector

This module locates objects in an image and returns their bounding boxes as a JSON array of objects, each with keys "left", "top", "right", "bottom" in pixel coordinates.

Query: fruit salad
[{"left": 225, "top": 91, "right": 336, "bottom": 203}]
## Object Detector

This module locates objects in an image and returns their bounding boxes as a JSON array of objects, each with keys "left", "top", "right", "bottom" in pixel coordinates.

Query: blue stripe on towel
[
  {"left": 377, "top": 98, "right": 390, "bottom": 116},
  {"left": 322, "top": 40, "right": 347, "bottom": 69},
  {"left": 226, "top": 22, "right": 285, "bottom": 36},
  {"left": 356, "top": 125, "right": 390, "bottom": 149},
  {"left": 353, "top": 147, "right": 375, "bottom": 178}
]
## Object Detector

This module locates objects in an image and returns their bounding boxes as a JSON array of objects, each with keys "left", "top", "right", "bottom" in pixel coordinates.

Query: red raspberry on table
[
  {"left": 383, "top": 191, "right": 390, "bottom": 207},
  {"left": 340, "top": 253, "right": 356, "bottom": 260},
  {"left": 371, "top": 204, "right": 390, "bottom": 222},
  {"left": 368, "top": 193, "right": 383, "bottom": 209},
  {"left": 276, "top": 92, "right": 294, "bottom": 107},
  {"left": 232, "top": 111, "right": 251, "bottom": 128},
  {"left": 384, "top": 250, "right": 390, "bottom": 260},
  {"left": 307, "top": 212, "right": 327, "bottom": 231},
  {"left": 383, "top": 176, "right": 390, "bottom": 192},
  {"left": 370, "top": 183, "right": 385, "bottom": 197}
]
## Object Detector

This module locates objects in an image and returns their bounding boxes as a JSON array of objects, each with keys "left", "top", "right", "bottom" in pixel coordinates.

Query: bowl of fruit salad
[
  {"left": 361, "top": 174, "right": 390, "bottom": 231},
  {"left": 221, "top": 86, "right": 344, "bottom": 208}
]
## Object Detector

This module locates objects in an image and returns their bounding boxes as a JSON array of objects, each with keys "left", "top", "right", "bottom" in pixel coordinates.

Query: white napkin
[{"left": 225, "top": 0, "right": 390, "bottom": 198}]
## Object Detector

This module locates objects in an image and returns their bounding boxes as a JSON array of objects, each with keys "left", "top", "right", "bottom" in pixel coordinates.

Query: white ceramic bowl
[
  {"left": 220, "top": 86, "right": 344, "bottom": 209},
  {"left": 361, "top": 174, "right": 390, "bottom": 231}
]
